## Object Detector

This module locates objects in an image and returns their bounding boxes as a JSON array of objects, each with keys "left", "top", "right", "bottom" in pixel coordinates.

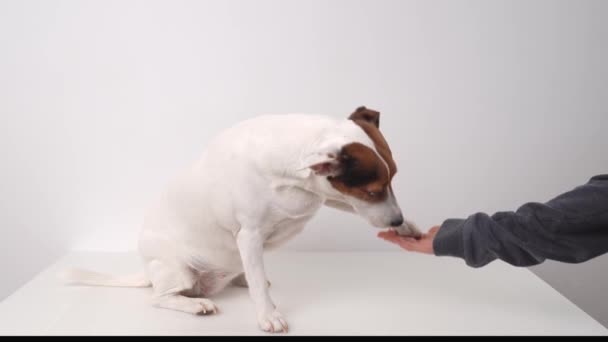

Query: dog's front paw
[
  {"left": 394, "top": 219, "right": 423, "bottom": 239},
  {"left": 257, "top": 310, "right": 288, "bottom": 333}
]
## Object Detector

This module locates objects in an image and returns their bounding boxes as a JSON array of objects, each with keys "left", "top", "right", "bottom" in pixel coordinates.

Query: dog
[{"left": 62, "top": 106, "right": 422, "bottom": 333}]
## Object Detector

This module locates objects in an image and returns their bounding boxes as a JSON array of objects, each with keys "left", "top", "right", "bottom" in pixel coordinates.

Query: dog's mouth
[{"left": 389, "top": 223, "right": 423, "bottom": 240}]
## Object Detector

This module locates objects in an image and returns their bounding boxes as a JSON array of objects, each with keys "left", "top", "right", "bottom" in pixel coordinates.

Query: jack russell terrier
[{"left": 62, "top": 106, "right": 422, "bottom": 333}]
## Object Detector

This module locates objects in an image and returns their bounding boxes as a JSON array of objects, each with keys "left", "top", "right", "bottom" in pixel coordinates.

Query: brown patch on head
[
  {"left": 348, "top": 106, "right": 397, "bottom": 180},
  {"left": 327, "top": 143, "right": 390, "bottom": 203}
]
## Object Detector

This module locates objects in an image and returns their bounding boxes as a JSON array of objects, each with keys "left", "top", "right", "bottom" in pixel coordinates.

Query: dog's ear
[
  {"left": 298, "top": 142, "right": 345, "bottom": 177},
  {"left": 301, "top": 151, "right": 341, "bottom": 176},
  {"left": 349, "top": 106, "right": 380, "bottom": 128}
]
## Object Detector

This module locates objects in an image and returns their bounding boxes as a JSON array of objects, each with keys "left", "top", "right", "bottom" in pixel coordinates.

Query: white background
[{"left": 1, "top": 0, "right": 607, "bottom": 325}]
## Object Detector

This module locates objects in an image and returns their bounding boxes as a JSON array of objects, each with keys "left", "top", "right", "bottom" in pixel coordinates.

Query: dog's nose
[{"left": 390, "top": 216, "right": 404, "bottom": 227}]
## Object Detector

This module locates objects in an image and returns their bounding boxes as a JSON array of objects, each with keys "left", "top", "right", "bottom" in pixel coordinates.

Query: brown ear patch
[
  {"left": 350, "top": 119, "right": 397, "bottom": 180},
  {"left": 349, "top": 106, "right": 380, "bottom": 128},
  {"left": 327, "top": 143, "right": 389, "bottom": 203}
]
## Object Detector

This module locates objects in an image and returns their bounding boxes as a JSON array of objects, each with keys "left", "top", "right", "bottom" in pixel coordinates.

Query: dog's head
[{"left": 301, "top": 106, "right": 404, "bottom": 228}]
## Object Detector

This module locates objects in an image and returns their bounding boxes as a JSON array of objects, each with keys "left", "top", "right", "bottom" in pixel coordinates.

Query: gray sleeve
[{"left": 432, "top": 174, "right": 608, "bottom": 268}]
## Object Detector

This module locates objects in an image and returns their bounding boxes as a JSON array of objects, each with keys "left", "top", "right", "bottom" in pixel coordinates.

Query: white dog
[{"left": 62, "top": 106, "right": 421, "bottom": 333}]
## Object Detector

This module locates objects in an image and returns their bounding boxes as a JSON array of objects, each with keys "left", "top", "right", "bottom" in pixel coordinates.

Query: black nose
[{"left": 390, "top": 216, "right": 404, "bottom": 227}]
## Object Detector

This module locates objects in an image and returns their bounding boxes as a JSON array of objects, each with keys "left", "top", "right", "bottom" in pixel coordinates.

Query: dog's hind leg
[
  {"left": 153, "top": 294, "right": 218, "bottom": 315},
  {"left": 146, "top": 259, "right": 218, "bottom": 315}
]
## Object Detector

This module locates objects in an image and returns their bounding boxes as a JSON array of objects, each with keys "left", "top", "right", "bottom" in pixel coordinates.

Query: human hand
[{"left": 377, "top": 225, "right": 440, "bottom": 255}]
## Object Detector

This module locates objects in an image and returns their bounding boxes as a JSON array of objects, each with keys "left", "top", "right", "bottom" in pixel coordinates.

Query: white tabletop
[{"left": 0, "top": 251, "right": 605, "bottom": 335}]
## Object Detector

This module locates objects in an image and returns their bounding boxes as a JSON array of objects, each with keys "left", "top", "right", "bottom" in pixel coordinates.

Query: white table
[{"left": 0, "top": 251, "right": 605, "bottom": 335}]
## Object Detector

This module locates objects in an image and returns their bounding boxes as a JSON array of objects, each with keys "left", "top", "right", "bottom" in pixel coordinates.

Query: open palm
[{"left": 377, "top": 225, "right": 440, "bottom": 254}]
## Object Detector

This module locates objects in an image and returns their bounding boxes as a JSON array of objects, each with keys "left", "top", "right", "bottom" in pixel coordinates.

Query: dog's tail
[{"left": 59, "top": 268, "right": 152, "bottom": 288}]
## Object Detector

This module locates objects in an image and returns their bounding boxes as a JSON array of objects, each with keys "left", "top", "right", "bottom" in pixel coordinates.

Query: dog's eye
[{"left": 367, "top": 191, "right": 378, "bottom": 197}]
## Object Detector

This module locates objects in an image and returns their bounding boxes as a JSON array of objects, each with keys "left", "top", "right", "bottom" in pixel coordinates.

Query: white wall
[{"left": 1, "top": 0, "right": 607, "bottom": 323}]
